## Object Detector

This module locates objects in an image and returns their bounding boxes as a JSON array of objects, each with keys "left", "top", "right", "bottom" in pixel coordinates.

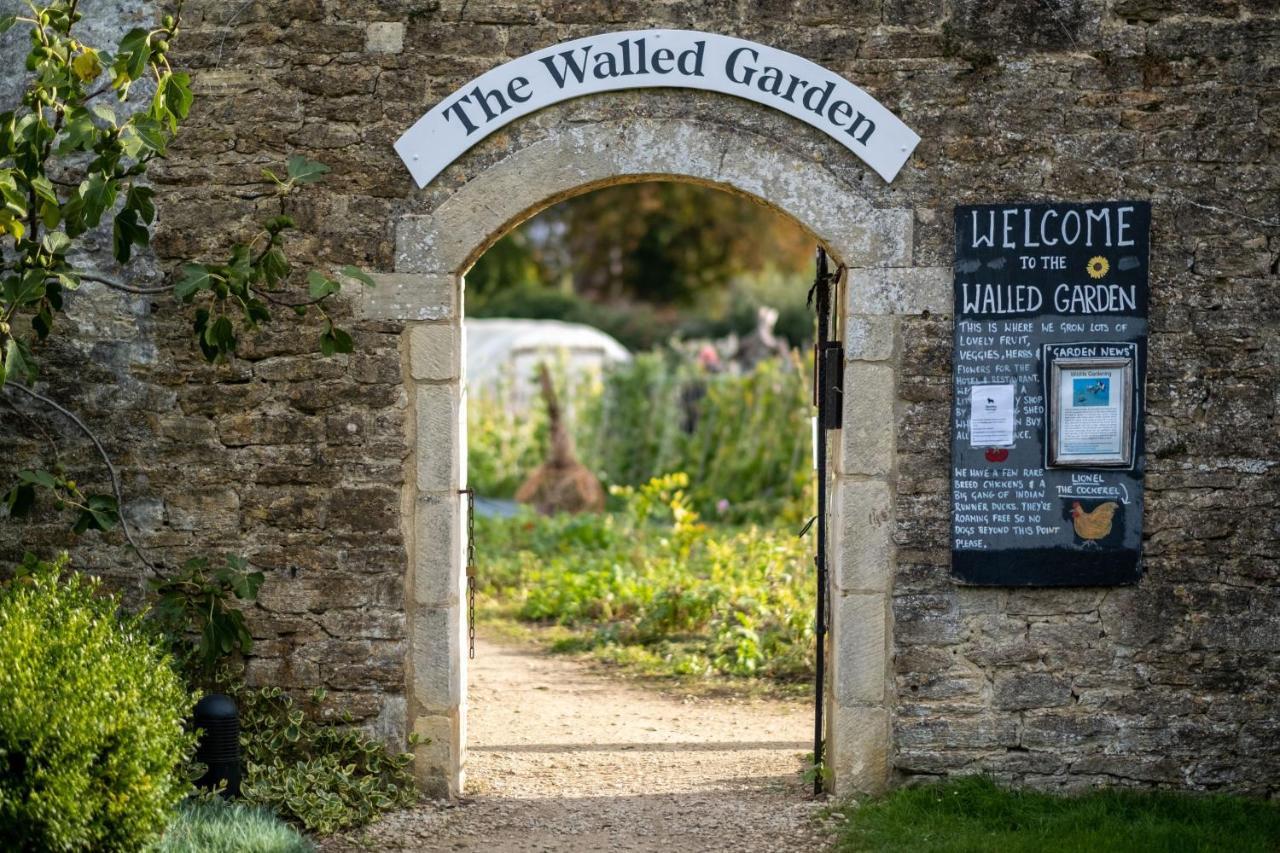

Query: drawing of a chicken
[{"left": 1071, "top": 500, "right": 1118, "bottom": 546}]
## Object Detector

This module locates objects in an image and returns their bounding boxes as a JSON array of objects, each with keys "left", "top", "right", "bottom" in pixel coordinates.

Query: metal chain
[{"left": 462, "top": 487, "right": 476, "bottom": 659}]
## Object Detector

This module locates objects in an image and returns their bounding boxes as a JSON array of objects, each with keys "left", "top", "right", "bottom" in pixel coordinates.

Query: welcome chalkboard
[{"left": 951, "top": 202, "right": 1150, "bottom": 586}]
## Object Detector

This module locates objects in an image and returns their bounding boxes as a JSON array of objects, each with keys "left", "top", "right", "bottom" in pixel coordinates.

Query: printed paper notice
[
  {"left": 969, "top": 384, "right": 1016, "bottom": 448},
  {"left": 1058, "top": 366, "right": 1125, "bottom": 456}
]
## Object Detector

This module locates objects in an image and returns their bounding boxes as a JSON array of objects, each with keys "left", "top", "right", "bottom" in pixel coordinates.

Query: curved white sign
[{"left": 395, "top": 29, "right": 920, "bottom": 187}]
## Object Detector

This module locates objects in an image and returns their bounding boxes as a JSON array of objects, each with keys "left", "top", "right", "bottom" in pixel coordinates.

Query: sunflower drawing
[{"left": 1086, "top": 255, "right": 1110, "bottom": 279}]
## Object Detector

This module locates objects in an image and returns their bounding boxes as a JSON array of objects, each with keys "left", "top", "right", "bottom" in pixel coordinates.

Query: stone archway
[{"left": 363, "top": 112, "right": 921, "bottom": 798}]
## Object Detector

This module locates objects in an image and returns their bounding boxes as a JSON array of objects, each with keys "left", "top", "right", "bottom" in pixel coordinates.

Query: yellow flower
[{"left": 1086, "top": 256, "right": 1110, "bottom": 279}]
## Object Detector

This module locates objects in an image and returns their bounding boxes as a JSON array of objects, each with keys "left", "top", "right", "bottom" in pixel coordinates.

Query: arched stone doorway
[{"left": 365, "top": 100, "right": 928, "bottom": 798}]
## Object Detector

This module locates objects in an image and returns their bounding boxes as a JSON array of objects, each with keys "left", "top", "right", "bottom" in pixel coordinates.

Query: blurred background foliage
[
  {"left": 466, "top": 181, "right": 815, "bottom": 351},
  {"left": 469, "top": 353, "right": 813, "bottom": 526},
  {"left": 465, "top": 180, "right": 820, "bottom": 686}
]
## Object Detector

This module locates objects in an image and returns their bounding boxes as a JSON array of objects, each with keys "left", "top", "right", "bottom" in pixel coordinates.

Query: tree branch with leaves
[{"left": 1, "top": 1, "right": 372, "bottom": 667}]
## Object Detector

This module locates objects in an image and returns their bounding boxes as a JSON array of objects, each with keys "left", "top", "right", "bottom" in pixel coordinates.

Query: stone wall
[{"left": 1, "top": 0, "right": 1277, "bottom": 795}]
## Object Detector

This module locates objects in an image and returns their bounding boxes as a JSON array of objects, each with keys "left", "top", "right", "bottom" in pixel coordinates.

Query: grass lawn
[
  {"left": 157, "top": 798, "right": 313, "bottom": 853},
  {"left": 833, "top": 776, "right": 1280, "bottom": 853}
]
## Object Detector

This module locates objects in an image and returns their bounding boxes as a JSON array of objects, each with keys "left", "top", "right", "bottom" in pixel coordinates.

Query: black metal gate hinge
[{"left": 821, "top": 342, "right": 844, "bottom": 431}]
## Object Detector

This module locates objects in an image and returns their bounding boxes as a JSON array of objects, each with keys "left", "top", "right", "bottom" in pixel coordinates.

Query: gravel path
[{"left": 324, "top": 632, "right": 834, "bottom": 852}]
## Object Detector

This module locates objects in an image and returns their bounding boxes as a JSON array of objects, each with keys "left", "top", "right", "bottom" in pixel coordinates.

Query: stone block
[
  {"left": 828, "top": 705, "right": 889, "bottom": 796},
  {"left": 414, "top": 492, "right": 463, "bottom": 607},
  {"left": 848, "top": 266, "right": 951, "bottom": 315},
  {"left": 831, "top": 592, "right": 888, "bottom": 705},
  {"left": 839, "top": 362, "right": 896, "bottom": 475},
  {"left": 366, "top": 21, "right": 405, "bottom": 54},
  {"left": 166, "top": 489, "right": 240, "bottom": 532},
  {"left": 895, "top": 713, "right": 1021, "bottom": 751},
  {"left": 412, "top": 711, "right": 461, "bottom": 798},
  {"left": 396, "top": 215, "right": 481, "bottom": 277},
  {"left": 326, "top": 486, "right": 400, "bottom": 533},
  {"left": 717, "top": 137, "right": 911, "bottom": 267},
  {"left": 359, "top": 272, "right": 455, "bottom": 321},
  {"left": 371, "top": 695, "right": 407, "bottom": 749},
  {"left": 409, "top": 323, "right": 459, "bottom": 381},
  {"left": 993, "top": 672, "right": 1074, "bottom": 711},
  {"left": 833, "top": 478, "right": 893, "bottom": 592},
  {"left": 415, "top": 383, "right": 461, "bottom": 491},
  {"left": 411, "top": 607, "right": 462, "bottom": 711},
  {"left": 844, "top": 315, "right": 896, "bottom": 361},
  {"left": 216, "top": 412, "right": 322, "bottom": 447}
]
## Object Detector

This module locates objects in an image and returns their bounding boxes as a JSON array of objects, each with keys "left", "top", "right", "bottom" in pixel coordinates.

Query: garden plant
[
  {"left": 0, "top": 555, "right": 194, "bottom": 851},
  {"left": 478, "top": 472, "right": 816, "bottom": 688}
]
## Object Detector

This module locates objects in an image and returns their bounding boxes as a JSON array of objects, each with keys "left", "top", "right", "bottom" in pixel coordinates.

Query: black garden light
[{"left": 193, "top": 693, "right": 241, "bottom": 798}]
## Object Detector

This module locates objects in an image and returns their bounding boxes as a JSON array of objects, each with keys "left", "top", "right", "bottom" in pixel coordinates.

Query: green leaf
[
  {"left": 18, "top": 469, "right": 59, "bottom": 489},
  {"left": 207, "top": 316, "right": 236, "bottom": 354},
  {"left": 73, "top": 495, "right": 119, "bottom": 533},
  {"left": 80, "top": 172, "right": 116, "bottom": 229},
  {"left": 45, "top": 278, "right": 64, "bottom": 310},
  {"left": 71, "top": 48, "right": 103, "bottom": 82},
  {"left": 193, "top": 309, "right": 218, "bottom": 361},
  {"left": 319, "top": 327, "right": 354, "bottom": 357},
  {"left": 0, "top": 16, "right": 16, "bottom": 34},
  {"left": 58, "top": 107, "right": 98, "bottom": 154},
  {"left": 10, "top": 269, "right": 46, "bottom": 308},
  {"left": 112, "top": 28, "right": 151, "bottom": 88},
  {"left": 126, "top": 186, "right": 156, "bottom": 223},
  {"left": 244, "top": 299, "right": 271, "bottom": 326},
  {"left": 340, "top": 265, "right": 376, "bottom": 288},
  {"left": 121, "top": 116, "right": 167, "bottom": 157},
  {"left": 306, "top": 270, "right": 338, "bottom": 300},
  {"left": 5, "top": 483, "right": 35, "bottom": 517},
  {"left": 259, "top": 247, "right": 290, "bottom": 286},
  {"left": 285, "top": 155, "right": 329, "bottom": 185},
  {"left": 113, "top": 207, "right": 149, "bottom": 263},
  {"left": 155, "top": 71, "right": 193, "bottom": 129},
  {"left": 30, "top": 175, "right": 58, "bottom": 206},
  {"left": 32, "top": 307, "right": 53, "bottom": 339},
  {"left": 175, "top": 264, "right": 215, "bottom": 301},
  {"left": 41, "top": 231, "right": 71, "bottom": 256},
  {"left": 38, "top": 198, "right": 60, "bottom": 230},
  {"left": 3, "top": 337, "right": 34, "bottom": 384},
  {"left": 90, "top": 103, "right": 117, "bottom": 128}
]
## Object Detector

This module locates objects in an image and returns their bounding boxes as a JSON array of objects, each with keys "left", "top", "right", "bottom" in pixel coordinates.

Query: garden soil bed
[{"left": 322, "top": 631, "right": 835, "bottom": 852}]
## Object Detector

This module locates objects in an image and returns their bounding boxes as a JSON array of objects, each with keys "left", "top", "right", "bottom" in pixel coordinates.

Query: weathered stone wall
[{"left": 1, "top": 0, "right": 1277, "bottom": 795}]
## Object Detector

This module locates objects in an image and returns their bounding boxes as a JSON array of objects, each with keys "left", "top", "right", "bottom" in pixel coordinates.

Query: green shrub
[
  {"left": 158, "top": 797, "right": 312, "bottom": 853},
  {"left": 0, "top": 554, "right": 196, "bottom": 852},
  {"left": 231, "top": 684, "right": 419, "bottom": 835}
]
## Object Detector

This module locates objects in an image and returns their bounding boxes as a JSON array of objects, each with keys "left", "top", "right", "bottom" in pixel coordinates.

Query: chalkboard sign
[{"left": 951, "top": 202, "right": 1150, "bottom": 586}]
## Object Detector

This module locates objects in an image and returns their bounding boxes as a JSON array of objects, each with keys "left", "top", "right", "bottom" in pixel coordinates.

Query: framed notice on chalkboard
[
  {"left": 1047, "top": 352, "right": 1135, "bottom": 467},
  {"left": 950, "top": 201, "right": 1150, "bottom": 587}
]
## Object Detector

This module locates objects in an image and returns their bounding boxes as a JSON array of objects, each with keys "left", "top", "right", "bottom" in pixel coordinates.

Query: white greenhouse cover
[{"left": 466, "top": 318, "right": 631, "bottom": 407}]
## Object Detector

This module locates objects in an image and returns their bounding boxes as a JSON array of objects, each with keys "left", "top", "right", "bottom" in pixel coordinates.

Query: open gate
[{"left": 808, "top": 247, "right": 843, "bottom": 794}]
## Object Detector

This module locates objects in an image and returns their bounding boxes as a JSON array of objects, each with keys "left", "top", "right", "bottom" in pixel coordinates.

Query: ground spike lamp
[{"left": 193, "top": 693, "right": 242, "bottom": 798}]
